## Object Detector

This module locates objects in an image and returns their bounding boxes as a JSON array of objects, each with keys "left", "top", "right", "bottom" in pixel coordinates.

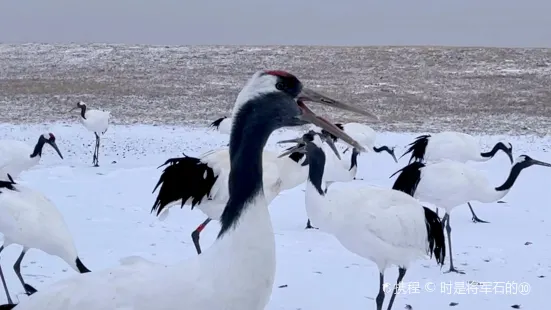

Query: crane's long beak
[
  {"left": 530, "top": 158, "right": 551, "bottom": 167},
  {"left": 296, "top": 96, "right": 367, "bottom": 152},
  {"left": 298, "top": 87, "right": 379, "bottom": 121},
  {"left": 278, "top": 144, "right": 305, "bottom": 158},
  {"left": 318, "top": 132, "right": 341, "bottom": 160},
  {"left": 48, "top": 141, "right": 64, "bottom": 159},
  {"left": 277, "top": 137, "right": 304, "bottom": 145}
]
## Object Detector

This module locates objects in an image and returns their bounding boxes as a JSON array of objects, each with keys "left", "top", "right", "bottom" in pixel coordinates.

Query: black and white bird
[
  {"left": 0, "top": 174, "right": 90, "bottom": 304},
  {"left": 400, "top": 131, "right": 514, "bottom": 223},
  {"left": 70, "top": 101, "right": 110, "bottom": 167},
  {"left": 391, "top": 155, "right": 551, "bottom": 274},
  {"left": 152, "top": 145, "right": 312, "bottom": 254},
  {"left": 0, "top": 133, "right": 63, "bottom": 179},
  {"left": 209, "top": 116, "right": 232, "bottom": 135},
  {"left": 1, "top": 70, "right": 374, "bottom": 310},
  {"left": 295, "top": 131, "right": 445, "bottom": 310}
]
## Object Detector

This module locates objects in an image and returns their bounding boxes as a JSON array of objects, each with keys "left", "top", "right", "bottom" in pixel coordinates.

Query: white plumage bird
[
  {"left": 151, "top": 146, "right": 311, "bottom": 254},
  {"left": 297, "top": 132, "right": 445, "bottom": 310},
  {"left": 70, "top": 101, "right": 110, "bottom": 167},
  {"left": 401, "top": 131, "right": 513, "bottom": 164},
  {"left": 0, "top": 133, "right": 63, "bottom": 180},
  {"left": 2, "top": 70, "right": 373, "bottom": 310},
  {"left": 391, "top": 155, "right": 551, "bottom": 274},
  {"left": 400, "top": 131, "right": 514, "bottom": 223},
  {"left": 0, "top": 175, "right": 90, "bottom": 304}
]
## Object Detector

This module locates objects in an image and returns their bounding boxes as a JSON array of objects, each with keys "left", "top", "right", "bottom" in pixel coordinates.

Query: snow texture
[{"left": 0, "top": 122, "right": 548, "bottom": 309}]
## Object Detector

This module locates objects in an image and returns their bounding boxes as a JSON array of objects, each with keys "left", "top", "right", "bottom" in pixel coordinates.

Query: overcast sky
[{"left": 1, "top": 0, "right": 550, "bottom": 47}]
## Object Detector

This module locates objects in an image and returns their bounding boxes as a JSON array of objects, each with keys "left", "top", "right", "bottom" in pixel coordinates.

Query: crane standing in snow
[
  {"left": 70, "top": 101, "right": 110, "bottom": 167},
  {"left": 391, "top": 155, "right": 551, "bottom": 273},
  {"left": 285, "top": 131, "right": 445, "bottom": 310},
  {"left": 400, "top": 131, "right": 514, "bottom": 223}
]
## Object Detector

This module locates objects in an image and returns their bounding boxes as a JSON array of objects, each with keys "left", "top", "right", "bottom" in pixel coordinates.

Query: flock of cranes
[{"left": 0, "top": 70, "right": 547, "bottom": 310}]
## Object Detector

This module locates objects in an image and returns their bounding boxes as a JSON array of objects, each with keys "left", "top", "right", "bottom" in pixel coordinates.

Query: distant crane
[
  {"left": 70, "top": 101, "right": 110, "bottom": 167},
  {"left": 391, "top": 155, "right": 551, "bottom": 273},
  {"left": 209, "top": 116, "right": 232, "bottom": 135},
  {"left": 298, "top": 131, "right": 445, "bottom": 310},
  {"left": 0, "top": 174, "right": 90, "bottom": 304},
  {"left": 400, "top": 131, "right": 514, "bottom": 223},
  {"left": 0, "top": 133, "right": 63, "bottom": 179}
]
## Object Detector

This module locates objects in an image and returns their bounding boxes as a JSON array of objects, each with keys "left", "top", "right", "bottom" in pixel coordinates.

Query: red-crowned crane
[
  {"left": 1, "top": 70, "right": 375, "bottom": 310},
  {"left": 400, "top": 131, "right": 514, "bottom": 223},
  {"left": 294, "top": 131, "right": 445, "bottom": 310},
  {"left": 391, "top": 155, "right": 551, "bottom": 273}
]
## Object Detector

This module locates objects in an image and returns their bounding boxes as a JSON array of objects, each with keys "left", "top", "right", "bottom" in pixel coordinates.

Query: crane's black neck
[
  {"left": 348, "top": 148, "right": 359, "bottom": 171},
  {"left": 79, "top": 105, "right": 87, "bottom": 119},
  {"left": 30, "top": 137, "right": 46, "bottom": 158},
  {"left": 495, "top": 161, "right": 529, "bottom": 191},
  {"left": 481, "top": 142, "right": 507, "bottom": 158},
  {"left": 217, "top": 102, "right": 277, "bottom": 238},
  {"left": 307, "top": 144, "right": 326, "bottom": 196}
]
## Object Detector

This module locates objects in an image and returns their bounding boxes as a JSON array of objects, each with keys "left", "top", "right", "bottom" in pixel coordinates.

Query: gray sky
[{"left": 1, "top": 0, "right": 550, "bottom": 47}]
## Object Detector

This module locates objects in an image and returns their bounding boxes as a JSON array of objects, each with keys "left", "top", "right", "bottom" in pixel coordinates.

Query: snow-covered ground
[{"left": 0, "top": 122, "right": 549, "bottom": 309}]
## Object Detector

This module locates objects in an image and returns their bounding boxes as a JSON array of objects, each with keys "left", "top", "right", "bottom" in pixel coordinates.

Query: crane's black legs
[
  {"left": 386, "top": 267, "right": 407, "bottom": 310},
  {"left": 467, "top": 202, "right": 489, "bottom": 223},
  {"left": 191, "top": 218, "right": 212, "bottom": 255},
  {"left": 92, "top": 133, "right": 100, "bottom": 167},
  {"left": 305, "top": 219, "right": 318, "bottom": 230},
  {"left": 0, "top": 246, "right": 13, "bottom": 304},
  {"left": 376, "top": 272, "right": 385, "bottom": 310},
  {"left": 442, "top": 214, "right": 465, "bottom": 274},
  {"left": 13, "top": 248, "right": 36, "bottom": 296}
]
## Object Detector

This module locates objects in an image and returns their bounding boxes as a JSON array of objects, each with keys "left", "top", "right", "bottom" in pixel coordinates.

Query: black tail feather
[
  {"left": 423, "top": 207, "right": 446, "bottom": 266},
  {"left": 209, "top": 117, "right": 227, "bottom": 129},
  {"left": 24, "top": 283, "right": 37, "bottom": 295},
  {"left": 400, "top": 134, "right": 430, "bottom": 163},
  {"left": 152, "top": 156, "right": 218, "bottom": 216},
  {"left": 75, "top": 257, "right": 91, "bottom": 273},
  {"left": 390, "top": 162, "right": 425, "bottom": 196},
  {"left": 0, "top": 174, "right": 16, "bottom": 191},
  {"left": 0, "top": 304, "right": 17, "bottom": 309}
]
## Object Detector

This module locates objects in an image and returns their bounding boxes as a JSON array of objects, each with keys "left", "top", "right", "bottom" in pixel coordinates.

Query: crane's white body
[
  {"left": 0, "top": 140, "right": 42, "bottom": 179},
  {"left": 80, "top": 109, "right": 110, "bottom": 135},
  {"left": 10, "top": 198, "right": 275, "bottom": 310},
  {"left": 306, "top": 174, "right": 432, "bottom": 270},
  {"left": 157, "top": 147, "right": 308, "bottom": 220},
  {"left": 418, "top": 131, "right": 502, "bottom": 163},
  {"left": 0, "top": 182, "right": 82, "bottom": 271},
  {"left": 412, "top": 160, "right": 509, "bottom": 213}
]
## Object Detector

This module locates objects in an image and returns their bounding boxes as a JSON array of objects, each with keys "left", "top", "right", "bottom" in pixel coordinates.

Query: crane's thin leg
[
  {"left": 468, "top": 202, "right": 489, "bottom": 223},
  {"left": 386, "top": 267, "right": 407, "bottom": 310},
  {"left": 191, "top": 218, "right": 212, "bottom": 255},
  {"left": 0, "top": 246, "right": 13, "bottom": 304},
  {"left": 93, "top": 133, "right": 100, "bottom": 167},
  {"left": 13, "top": 248, "right": 36, "bottom": 296},
  {"left": 305, "top": 219, "right": 318, "bottom": 230},
  {"left": 376, "top": 272, "right": 385, "bottom": 310},
  {"left": 442, "top": 214, "right": 465, "bottom": 274}
]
